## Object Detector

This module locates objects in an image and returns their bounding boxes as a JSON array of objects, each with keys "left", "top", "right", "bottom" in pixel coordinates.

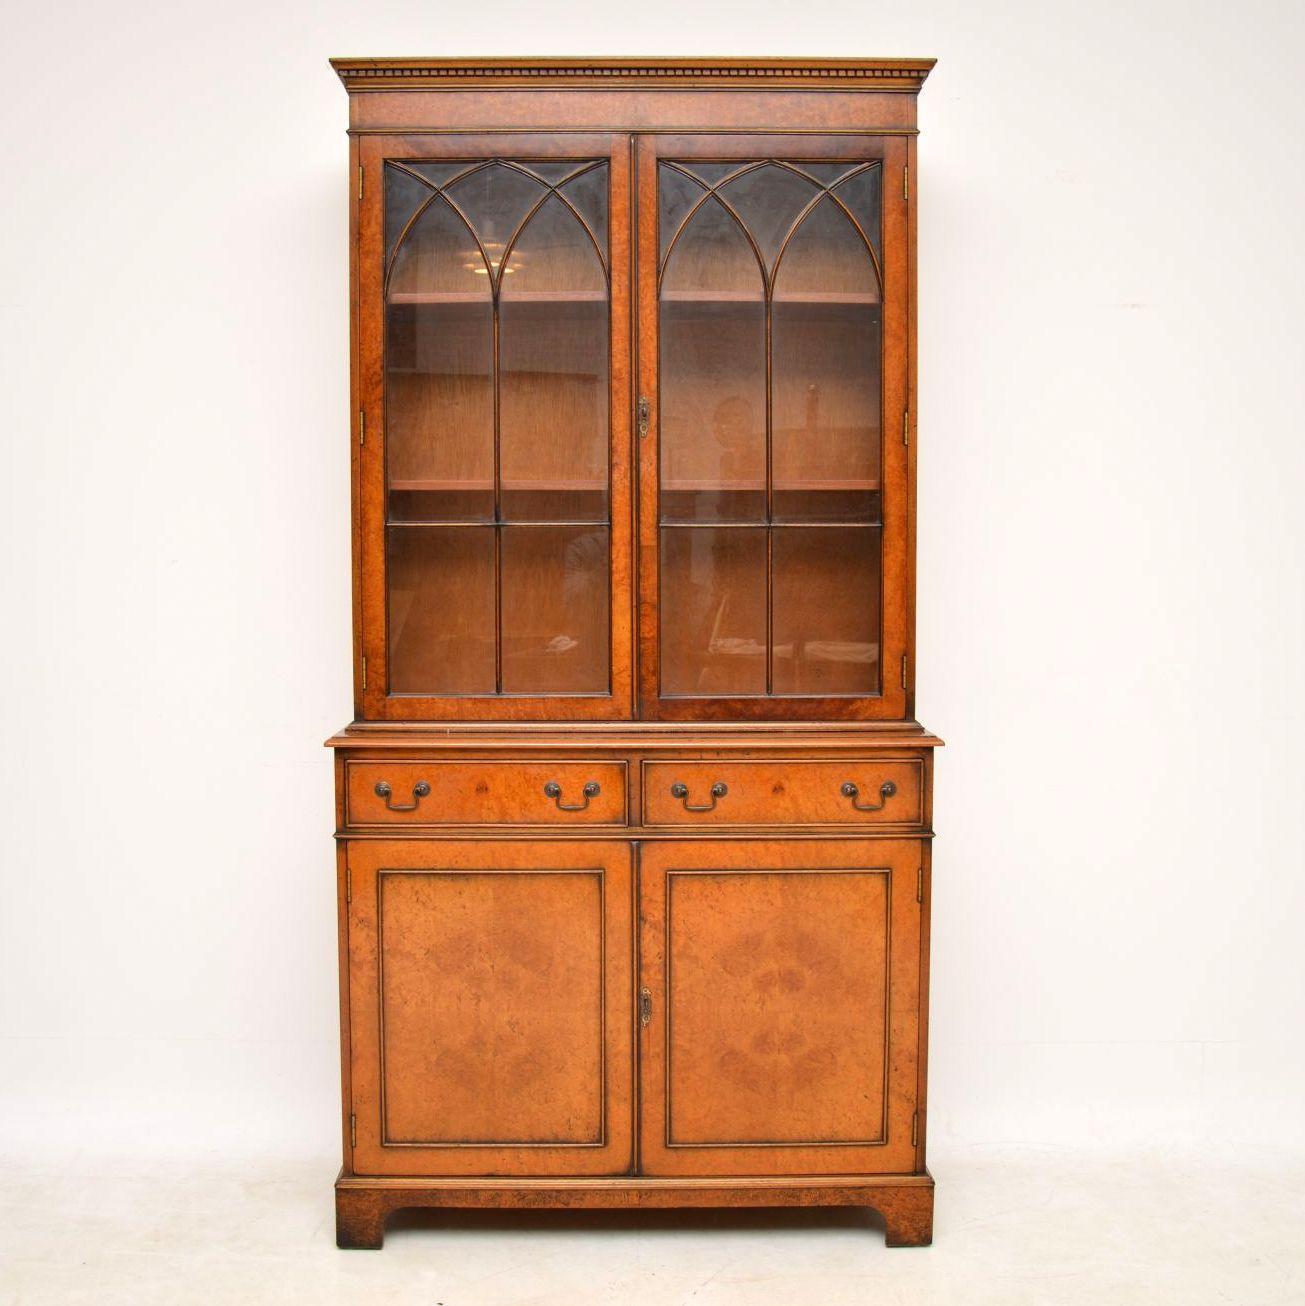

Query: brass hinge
[
  {"left": 917, "top": 866, "right": 924, "bottom": 904},
  {"left": 903, "top": 410, "right": 910, "bottom": 446},
  {"left": 359, "top": 409, "right": 365, "bottom": 446},
  {"left": 350, "top": 1113, "right": 356, "bottom": 1148},
  {"left": 911, "top": 1111, "right": 919, "bottom": 1147},
  {"left": 346, "top": 865, "right": 352, "bottom": 905},
  {"left": 361, "top": 655, "right": 367, "bottom": 690},
  {"left": 903, "top": 164, "right": 909, "bottom": 202},
  {"left": 902, "top": 653, "right": 908, "bottom": 690},
  {"left": 357, "top": 164, "right": 364, "bottom": 200}
]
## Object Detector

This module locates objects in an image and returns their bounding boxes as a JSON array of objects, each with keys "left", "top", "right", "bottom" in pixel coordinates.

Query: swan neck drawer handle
[
  {"left": 841, "top": 780, "right": 897, "bottom": 812},
  {"left": 544, "top": 781, "right": 600, "bottom": 812},
  {"left": 374, "top": 780, "right": 431, "bottom": 812},
  {"left": 670, "top": 781, "right": 728, "bottom": 812}
]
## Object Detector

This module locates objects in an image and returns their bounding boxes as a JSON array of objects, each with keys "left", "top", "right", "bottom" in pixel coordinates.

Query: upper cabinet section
[{"left": 339, "top": 64, "right": 929, "bottom": 722}]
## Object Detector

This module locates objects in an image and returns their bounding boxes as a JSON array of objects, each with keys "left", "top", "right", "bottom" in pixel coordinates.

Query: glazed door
[
  {"left": 346, "top": 840, "right": 634, "bottom": 1176},
  {"left": 356, "top": 135, "right": 632, "bottom": 720},
  {"left": 638, "top": 839, "right": 922, "bottom": 1176},
  {"left": 637, "top": 135, "right": 910, "bottom": 719}
]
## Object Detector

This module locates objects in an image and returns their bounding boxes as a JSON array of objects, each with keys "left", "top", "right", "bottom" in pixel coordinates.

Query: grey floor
[{"left": 3, "top": 1146, "right": 1303, "bottom": 1304}]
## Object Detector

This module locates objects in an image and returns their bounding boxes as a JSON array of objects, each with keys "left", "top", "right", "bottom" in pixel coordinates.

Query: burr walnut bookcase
[{"left": 327, "top": 56, "right": 940, "bottom": 1250}]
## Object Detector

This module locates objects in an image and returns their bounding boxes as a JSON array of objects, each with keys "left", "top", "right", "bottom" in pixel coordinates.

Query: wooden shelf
[
  {"left": 389, "top": 290, "right": 607, "bottom": 305},
  {"left": 663, "top": 479, "right": 881, "bottom": 492},
  {"left": 390, "top": 478, "right": 607, "bottom": 492},
  {"left": 662, "top": 291, "right": 879, "bottom": 305}
]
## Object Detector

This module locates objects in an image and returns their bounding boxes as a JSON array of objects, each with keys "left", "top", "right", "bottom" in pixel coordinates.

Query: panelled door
[
  {"left": 638, "top": 839, "right": 923, "bottom": 1176},
  {"left": 356, "top": 134, "right": 632, "bottom": 720},
  {"left": 636, "top": 134, "right": 911, "bottom": 720},
  {"left": 347, "top": 840, "right": 634, "bottom": 1176}
]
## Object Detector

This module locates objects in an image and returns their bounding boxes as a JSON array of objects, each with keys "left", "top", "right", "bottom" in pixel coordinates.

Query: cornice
[{"left": 330, "top": 57, "right": 936, "bottom": 93}]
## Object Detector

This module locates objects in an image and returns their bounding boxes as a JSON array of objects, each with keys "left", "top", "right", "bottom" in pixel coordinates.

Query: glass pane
[
  {"left": 500, "top": 195, "right": 608, "bottom": 522},
  {"left": 387, "top": 526, "right": 496, "bottom": 693},
  {"left": 661, "top": 196, "right": 765, "bottom": 523},
  {"left": 679, "top": 162, "right": 747, "bottom": 186},
  {"left": 773, "top": 195, "right": 878, "bottom": 298},
  {"left": 384, "top": 165, "right": 434, "bottom": 264},
  {"left": 772, "top": 196, "right": 881, "bottom": 524},
  {"left": 444, "top": 163, "right": 546, "bottom": 280},
  {"left": 833, "top": 164, "right": 883, "bottom": 264},
  {"left": 409, "top": 161, "right": 478, "bottom": 189},
  {"left": 772, "top": 527, "right": 880, "bottom": 695},
  {"left": 660, "top": 527, "right": 766, "bottom": 696},
  {"left": 522, "top": 160, "right": 591, "bottom": 184},
  {"left": 795, "top": 161, "right": 861, "bottom": 186},
  {"left": 717, "top": 163, "right": 820, "bottom": 273},
  {"left": 659, "top": 166, "right": 704, "bottom": 265},
  {"left": 558, "top": 166, "right": 608, "bottom": 266},
  {"left": 501, "top": 527, "right": 609, "bottom": 693},
  {"left": 386, "top": 186, "right": 494, "bottom": 523}
]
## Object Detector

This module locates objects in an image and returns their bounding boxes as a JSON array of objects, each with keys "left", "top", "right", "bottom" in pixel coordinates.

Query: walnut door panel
[
  {"left": 642, "top": 758, "right": 922, "bottom": 827},
  {"left": 345, "top": 760, "right": 627, "bottom": 826},
  {"left": 347, "top": 840, "right": 633, "bottom": 1176},
  {"left": 639, "top": 839, "right": 922, "bottom": 1176}
]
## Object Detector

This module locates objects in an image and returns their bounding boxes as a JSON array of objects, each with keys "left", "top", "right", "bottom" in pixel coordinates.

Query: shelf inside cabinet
[
  {"left": 390, "top": 478, "right": 607, "bottom": 492},
  {"left": 662, "top": 291, "right": 879, "bottom": 305},
  {"left": 662, "top": 478, "right": 881, "bottom": 492},
  {"left": 388, "top": 290, "right": 607, "bottom": 305}
]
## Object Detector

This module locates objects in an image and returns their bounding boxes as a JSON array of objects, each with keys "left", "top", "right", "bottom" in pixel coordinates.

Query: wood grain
[
  {"left": 346, "top": 839, "right": 634, "bottom": 1176},
  {"left": 638, "top": 839, "right": 922, "bottom": 1177}
]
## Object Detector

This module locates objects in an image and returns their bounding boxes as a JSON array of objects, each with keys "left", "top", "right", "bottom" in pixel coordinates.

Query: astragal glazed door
[
  {"left": 355, "top": 134, "right": 632, "bottom": 720},
  {"left": 636, "top": 135, "right": 912, "bottom": 720}
]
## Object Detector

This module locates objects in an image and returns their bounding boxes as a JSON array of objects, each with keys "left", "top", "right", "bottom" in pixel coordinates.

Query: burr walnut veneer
[{"left": 328, "top": 56, "right": 939, "bottom": 1249}]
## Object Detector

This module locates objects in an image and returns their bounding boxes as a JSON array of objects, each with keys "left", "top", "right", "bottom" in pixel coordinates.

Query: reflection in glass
[
  {"left": 772, "top": 527, "right": 881, "bottom": 695},
  {"left": 660, "top": 527, "right": 767, "bottom": 696},
  {"left": 387, "top": 526, "right": 496, "bottom": 693},
  {"left": 501, "top": 527, "right": 609, "bottom": 693}
]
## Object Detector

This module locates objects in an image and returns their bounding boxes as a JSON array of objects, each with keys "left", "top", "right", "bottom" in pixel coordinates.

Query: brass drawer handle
[
  {"left": 374, "top": 780, "right": 430, "bottom": 812},
  {"left": 841, "top": 780, "right": 897, "bottom": 812},
  {"left": 670, "top": 781, "right": 728, "bottom": 812},
  {"left": 544, "top": 780, "right": 600, "bottom": 812}
]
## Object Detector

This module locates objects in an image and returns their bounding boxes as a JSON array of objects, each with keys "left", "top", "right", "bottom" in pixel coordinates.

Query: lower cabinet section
[
  {"left": 344, "top": 836, "right": 923, "bottom": 1175},
  {"left": 339, "top": 835, "right": 930, "bottom": 1243}
]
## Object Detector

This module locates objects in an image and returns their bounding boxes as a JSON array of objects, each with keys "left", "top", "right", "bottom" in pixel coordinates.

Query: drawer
[
  {"left": 345, "top": 761, "right": 627, "bottom": 826},
  {"left": 641, "top": 759, "right": 923, "bottom": 827}
]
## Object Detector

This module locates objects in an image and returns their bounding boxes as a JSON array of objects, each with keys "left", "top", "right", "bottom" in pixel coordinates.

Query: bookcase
[{"left": 328, "top": 56, "right": 939, "bottom": 1249}]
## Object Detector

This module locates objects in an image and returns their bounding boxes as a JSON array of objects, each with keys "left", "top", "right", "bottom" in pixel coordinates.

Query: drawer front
[
  {"left": 345, "top": 761, "right": 627, "bottom": 827},
  {"left": 642, "top": 759, "right": 923, "bottom": 827}
]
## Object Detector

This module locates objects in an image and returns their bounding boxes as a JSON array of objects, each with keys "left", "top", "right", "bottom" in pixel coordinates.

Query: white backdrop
[{"left": 3, "top": 0, "right": 1303, "bottom": 1164}]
